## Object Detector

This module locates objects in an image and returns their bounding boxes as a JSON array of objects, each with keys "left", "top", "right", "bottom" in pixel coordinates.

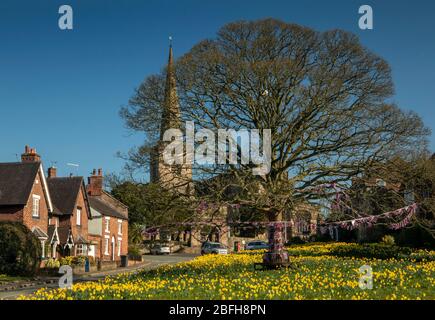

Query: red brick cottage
[
  {"left": 46, "top": 172, "right": 92, "bottom": 258},
  {"left": 0, "top": 146, "right": 129, "bottom": 263},
  {"left": 87, "top": 169, "right": 128, "bottom": 262},
  {"left": 0, "top": 147, "right": 54, "bottom": 258}
]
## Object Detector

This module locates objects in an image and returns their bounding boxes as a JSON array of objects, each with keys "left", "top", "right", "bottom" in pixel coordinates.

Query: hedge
[{"left": 0, "top": 222, "right": 42, "bottom": 276}]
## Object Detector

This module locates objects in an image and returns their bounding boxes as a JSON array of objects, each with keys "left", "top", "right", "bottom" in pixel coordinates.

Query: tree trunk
[{"left": 263, "top": 211, "right": 289, "bottom": 266}]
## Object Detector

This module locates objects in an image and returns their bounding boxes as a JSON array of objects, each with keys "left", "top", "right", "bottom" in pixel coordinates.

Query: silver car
[
  {"left": 201, "top": 242, "right": 228, "bottom": 255},
  {"left": 150, "top": 243, "right": 171, "bottom": 255},
  {"left": 245, "top": 240, "right": 270, "bottom": 250}
]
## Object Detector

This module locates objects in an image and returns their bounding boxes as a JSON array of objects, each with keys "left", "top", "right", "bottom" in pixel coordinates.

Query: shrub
[
  {"left": 59, "top": 256, "right": 87, "bottom": 266},
  {"left": 45, "top": 258, "right": 60, "bottom": 269},
  {"left": 394, "top": 225, "right": 435, "bottom": 249},
  {"left": 409, "top": 249, "right": 435, "bottom": 262},
  {"left": 380, "top": 235, "right": 396, "bottom": 246},
  {"left": 314, "top": 233, "right": 334, "bottom": 242},
  {"left": 0, "top": 222, "right": 42, "bottom": 276},
  {"left": 330, "top": 243, "right": 412, "bottom": 260},
  {"left": 287, "top": 237, "right": 306, "bottom": 245},
  {"left": 128, "top": 245, "right": 143, "bottom": 261},
  {"left": 59, "top": 256, "right": 74, "bottom": 266}
]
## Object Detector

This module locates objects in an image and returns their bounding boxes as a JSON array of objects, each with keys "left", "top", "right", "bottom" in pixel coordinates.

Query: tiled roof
[
  {"left": 0, "top": 162, "right": 40, "bottom": 206},
  {"left": 47, "top": 225, "right": 58, "bottom": 243},
  {"left": 75, "top": 235, "right": 89, "bottom": 244},
  {"left": 88, "top": 196, "right": 128, "bottom": 220},
  {"left": 32, "top": 227, "right": 48, "bottom": 239},
  {"left": 47, "top": 177, "right": 83, "bottom": 215},
  {"left": 57, "top": 226, "right": 73, "bottom": 245}
]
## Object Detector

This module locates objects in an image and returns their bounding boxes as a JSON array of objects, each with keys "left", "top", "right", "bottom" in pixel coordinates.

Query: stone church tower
[{"left": 150, "top": 44, "right": 192, "bottom": 195}]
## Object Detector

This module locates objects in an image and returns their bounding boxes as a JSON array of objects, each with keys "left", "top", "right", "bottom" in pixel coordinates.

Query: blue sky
[{"left": 0, "top": 0, "right": 434, "bottom": 178}]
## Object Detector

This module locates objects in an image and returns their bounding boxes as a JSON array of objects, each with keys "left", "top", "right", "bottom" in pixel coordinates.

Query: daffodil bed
[{"left": 22, "top": 243, "right": 435, "bottom": 300}]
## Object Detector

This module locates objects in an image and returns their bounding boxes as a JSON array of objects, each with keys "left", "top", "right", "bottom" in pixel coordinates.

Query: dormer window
[{"left": 32, "top": 195, "right": 40, "bottom": 218}]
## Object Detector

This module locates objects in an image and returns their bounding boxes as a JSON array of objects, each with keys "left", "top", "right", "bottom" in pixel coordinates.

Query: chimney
[
  {"left": 21, "top": 145, "right": 41, "bottom": 163},
  {"left": 87, "top": 168, "right": 103, "bottom": 196},
  {"left": 48, "top": 167, "right": 57, "bottom": 178}
]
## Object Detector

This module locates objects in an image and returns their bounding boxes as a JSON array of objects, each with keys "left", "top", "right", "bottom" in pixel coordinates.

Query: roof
[
  {"left": 88, "top": 196, "right": 128, "bottom": 220},
  {"left": 102, "top": 190, "right": 128, "bottom": 210},
  {"left": 47, "top": 177, "right": 83, "bottom": 215},
  {"left": 90, "top": 207, "right": 102, "bottom": 218},
  {"left": 75, "top": 234, "right": 89, "bottom": 244},
  {"left": 47, "top": 225, "right": 59, "bottom": 243},
  {"left": 0, "top": 162, "right": 40, "bottom": 206},
  {"left": 57, "top": 226, "right": 73, "bottom": 245},
  {"left": 32, "top": 227, "right": 48, "bottom": 239}
]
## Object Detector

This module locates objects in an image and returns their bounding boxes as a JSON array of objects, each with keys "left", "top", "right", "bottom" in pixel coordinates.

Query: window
[
  {"left": 104, "top": 237, "right": 109, "bottom": 255},
  {"left": 105, "top": 217, "right": 110, "bottom": 233},
  {"left": 76, "top": 209, "right": 81, "bottom": 226},
  {"left": 76, "top": 244, "right": 87, "bottom": 256},
  {"left": 32, "top": 195, "right": 40, "bottom": 218},
  {"left": 117, "top": 239, "right": 122, "bottom": 256},
  {"left": 118, "top": 220, "right": 122, "bottom": 235}
]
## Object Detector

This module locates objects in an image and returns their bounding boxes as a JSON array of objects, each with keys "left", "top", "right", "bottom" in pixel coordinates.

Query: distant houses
[{"left": 0, "top": 146, "right": 128, "bottom": 264}]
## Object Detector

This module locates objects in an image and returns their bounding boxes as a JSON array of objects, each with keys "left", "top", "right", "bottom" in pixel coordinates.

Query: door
[{"left": 88, "top": 245, "right": 96, "bottom": 258}]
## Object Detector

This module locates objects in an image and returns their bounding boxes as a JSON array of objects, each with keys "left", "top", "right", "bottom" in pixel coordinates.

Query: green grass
[
  {"left": 0, "top": 274, "right": 30, "bottom": 283},
  {"left": 23, "top": 242, "right": 435, "bottom": 300}
]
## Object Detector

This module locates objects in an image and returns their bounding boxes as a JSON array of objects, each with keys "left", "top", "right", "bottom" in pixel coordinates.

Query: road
[{"left": 0, "top": 253, "right": 197, "bottom": 300}]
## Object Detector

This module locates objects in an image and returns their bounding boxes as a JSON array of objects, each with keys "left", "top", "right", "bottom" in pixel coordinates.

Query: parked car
[
  {"left": 245, "top": 240, "right": 270, "bottom": 250},
  {"left": 201, "top": 242, "right": 228, "bottom": 255},
  {"left": 150, "top": 243, "right": 171, "bottom": 255}
]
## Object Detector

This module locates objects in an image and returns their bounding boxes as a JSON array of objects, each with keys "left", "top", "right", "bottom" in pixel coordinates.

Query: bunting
[{"left": 319, "top": 203, "right": 418, "bottom": 233}]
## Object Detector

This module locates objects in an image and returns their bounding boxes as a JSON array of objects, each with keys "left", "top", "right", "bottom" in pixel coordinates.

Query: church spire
[
  {"left": 150, "top": 39, "right": 193, "bottom": 193},
  {"left": 160, "top": 38, "right": 181, "bottom": 139}
]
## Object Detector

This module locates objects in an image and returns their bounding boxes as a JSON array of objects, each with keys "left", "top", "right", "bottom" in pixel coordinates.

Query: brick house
[
  {"left": 47, "top": 170, "right": 92, "bottom": 258},
  {"left": 0, "top": 146, "right": 54, "bottom": 258},
  {"left": 87, "top": 169, "right": 128, "bottom": 262},
  {"left": 0, "top": 146, "right": 129, "bottom": 263}
]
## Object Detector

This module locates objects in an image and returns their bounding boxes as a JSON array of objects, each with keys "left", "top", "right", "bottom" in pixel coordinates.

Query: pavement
[{"left": 0, "top": 253, "right": 197, "bottom": 300}]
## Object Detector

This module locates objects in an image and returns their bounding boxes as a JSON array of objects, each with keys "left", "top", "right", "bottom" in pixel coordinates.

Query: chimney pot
[
  {"left": 21, "top": 145, "right": 41, "bottom": 163},
  {"left": 88, "top": 168, "right": 103, "bottom": 196},
  {"left": 48, "top": 167, "right": 57, "bottom": 178}
]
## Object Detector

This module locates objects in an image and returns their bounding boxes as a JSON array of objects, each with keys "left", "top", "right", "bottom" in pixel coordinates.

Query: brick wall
[
  {"left": 22, "top": 170, "right": 49, "bottom": 234},
  {"left": 88, "top": 234, "right": 103, "bottom": 259},
  {"left": 71, "top": 185, "right": 89, "bottom": 242},
  {"left": 101, "top": 216, "right": 128, "bottom": 261},
  {"left": 58, "top": 185, "right": 90, "bottom": 256}
]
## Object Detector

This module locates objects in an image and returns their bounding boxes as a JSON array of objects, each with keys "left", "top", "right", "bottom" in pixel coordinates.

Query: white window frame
[
  {"left": 32, "top": 195, "right": 40, "bottom": 218},
  {"left": 76, "top": 208, "right": 81, "bottom": 226},
  {"left": 118, "top": 220, "right": 122, "bottom": 235},
  {"left": 104, "top": 236, "right": 109, "bottom": 255},
  {"left": 76, "top": 244, "right": 87, "bottom": 256},
  {"left": 117, "top": 238, "right": 122, "bottom": 256},
  {"left": 105, "top": 217, "right": 110, "bottom": 233}
]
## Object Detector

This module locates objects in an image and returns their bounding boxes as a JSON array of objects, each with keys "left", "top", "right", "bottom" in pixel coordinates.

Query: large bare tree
[{"left": 120, "top": 19, "right": 429, "bottom": 226}]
